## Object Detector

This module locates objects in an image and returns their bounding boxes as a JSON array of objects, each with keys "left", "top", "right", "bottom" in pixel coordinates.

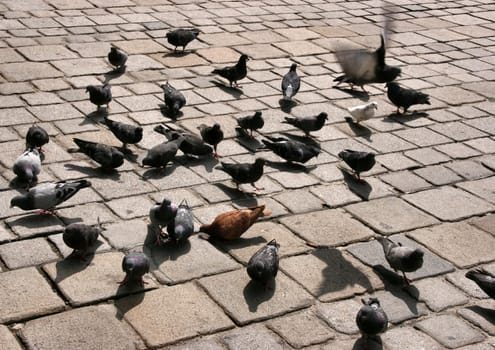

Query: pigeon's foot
[
  {"left": 37, "top": 209, "right": 57, "bottom": 216},
  {"left": 402, "top": 272, "right": 412, "bottom": 285},
  {"left": 360, "top": 86, "right": 368, "bottom": 94},
  {"left": 139, "top": 278, "right": 148, "bottom": 287},
  {"left": 117, "top": 277, "right": 128, "bottom": 286},
  {"left": 213, "top": 152, "right": 222, "bottom": 158},
  {"left": 251, "top": 183, "right": 265, "bottom": 191}
]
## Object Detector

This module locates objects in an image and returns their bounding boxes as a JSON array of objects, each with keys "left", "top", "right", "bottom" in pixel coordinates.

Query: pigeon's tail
[
  {"left": 416, "top": 93, "right": 430, "bottom": 105},
  {"left": 72, "top": 138, "right": 92, "bottom": 153},
  {"left": 375, "top": 236, "right": 393, "bottom": 252},
  {"left": 75, "top": 179, "right": 92, "bottom": 189},
  {"left": 282, "top": 116, "right": 296, "bottom": 125},
  {"left": 261, "top": 139, "right": 276, "bottom": 151},
  {"left": 211, "top": 68, "right": 222, "bottom": 75},
  {"left": 466, "top": 268, "right": 493, "bottom": 282},
  {"left": 333, "top": 75, "right": 346, "bottom": 83}
]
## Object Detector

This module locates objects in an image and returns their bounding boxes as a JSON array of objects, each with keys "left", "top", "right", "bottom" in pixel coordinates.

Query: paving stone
[
  {"left": 357, "top": 133, "right": 416, "bottom": 153},
  {"left": 380, "top": 171, "right": 432, "bottom": 193},
  {"left": 371, "top": 289, "right": 428, "bottom": 324},
  {"left": 469, "top": 214, "right": 495, "bottom": 236},
  {"left": 408, "top": 222, "right": 495, "bottom": 268},
  {"left": 90, "top": 171, "right": 155, "bottom": 200},
  {"left": 21, "top": 304, "right": 144, "bottom": 350},
  {"left": 163, "top": 338, "right": 225, "bottom": 350},
  {"left": 376, "top": 153, "right": 420, "bottom": 171},
  {"left": 0, "top": 237, "right": 59, "bottom": 269},
  {"left": 280, "top": 208, "right": 374, "bottom": 246},
  {"left": 414, "top": 164, "right": 463, "bottom": 186},
  {"left": 235, "top": 43, "right": 288, "bottom": 59},
  {"left": 0, "top": 107, "right": 37, "bottom": 126},
  {"left": 268, "top": 171, "right": 320, "bottom": 189},
  {"left": 415, "top": 314, "right": 486, "bottom": 349},
  {"left": 405, "top": 147, "right": 451, "bottom": 166},
  {"left": 435, "top": 142, "right": 481, "bottom": 159},
  {"left": 0, "top": 223, "right": 15, "bottom": 243},
  {"left": 0, "top": 325, "right": 23, "bottom": 350},
  {"left": 309, "top": 182, "right": 361, "bottom": 208},
  {"left": 403, "top": 186, "right": 494, "bottom": 221},
  {"left": 382, "top": 326, "right": 444, "bottom": 350},
  {"left": 457, "top": 177, "right": 495, "bottom": 204},
  {"left": 394, "top": 127, "right": 451, "bottom": 147},
  {"left": 116, "top": 283, "right": 234, "bottom": 347},
  {"left": 99, "top": 218, "right": 148, "bottom": 250},
  {"left": 447, "top": 269, "right": 493, "bottom": 300},
  {"left": 106, "top": 195, "right": 154, "bottom": 219},
  {"left": 429, "top": 121, "right": 487, "bottom": 141},
  {"left": 51, "top": 57, "right": 109, "bottom": 76},
  {"left": 0, "top": 267, "right": 65, "bottom": 323},
  {"left": 0, "top": 62, "right": 63, "bottom": 81},
  {"left": 412, "top": 277, "right": 469, "bottom": 312},
  {"left": 316, "top": 297, "right": 362, "bottom": 334},
  {"left": 17, "top": 44, "right": 78, "bottom": 61},
  {"left": 446, "top": 160, "right": 493, "bottom": 180},
  {"left": 222, "top": 325, "right": 285, "bottom": 350}
]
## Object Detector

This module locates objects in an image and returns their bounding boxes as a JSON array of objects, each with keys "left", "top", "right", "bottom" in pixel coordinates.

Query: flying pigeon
[
  {"left": 199, "top": 205, "right": 272, "bottom": 240},
  {"left": 149, "top": 198, "right": 178, "bottom": 244},
  {"left": 356, "top": 298, "right": 388, "bottom": 344},
  {"left": 166, "top": 200, "right": 194, "bottom": 243},
  {"left": 338, "top": 149, "right": 375, "bottom": 180},
  {"left": 13, "top": 148, "right": 41, "bottom": 187},
  {"left": 348, "top": 102, "right": 378, "bottom": 123},
  {"left": 26, "top": 125, "right": 49, "bottom": 152},
  {"left": 119, "top": 252, "right": 150, "bottom": 287},
  {"left": 247, "top": 239, "right": 280, "bottom": 288},
  {"left": 386, "top": 82, "right": 430, "bottom": 114},
  {"left": 212, "top": 54, "right": 249, "bottom": 87},
  {"left": 142, "top": 134, "right": 183, "bottom": 168},
  {"left": 63, "top": 219, "right": 103, "bottom": 260},
  {"left": 217, "top": 158, "right": 265, "bottom": 191},
  {"left": 197, "top": 123, "right": 224, "bottom": 158},
  {"left": 160, "top": 82, "right": 186, "bottom": 116},
  {"left": 283, "top": 112, "right": 328, "bottom": 137},
  {"left": 71, "top": 138, "right": 124, "bottom": 170},
  {"left": 104, "top": 117, "right": 143, "bottom": 148},
  {"left": 166, "top": 28, "right": 200, "bottom": 52},
  {"left": 107, "top": 47, "right": 128, "bottom": 71},
  {"left": 465, "top": 269, "right": 495, "bottom": 299},
  {"left": 86, "top": 84, "right": 112, "bottom": 111},
  {"left": 154, "top": 124, "right": 212, "bottom": 157},
  {"left": 262, "top": 135, "right": 320, "bottom": 164},
  {"left": 281, "top": 63, "right": 301, "bottom": 100},
  {"left": 237, "top": 111, "right": 264, "bottom": 137},
  {"left": 10, "top": 180, "right": 91, "bottom": 215}
]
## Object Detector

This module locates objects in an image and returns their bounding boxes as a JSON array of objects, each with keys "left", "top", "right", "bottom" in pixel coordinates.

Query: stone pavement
[{"left": 0, "top": 0, "right": 494, "bottom": 349}]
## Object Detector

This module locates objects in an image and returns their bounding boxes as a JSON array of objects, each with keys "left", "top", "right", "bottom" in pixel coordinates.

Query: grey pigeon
[
  {"left": 86, "top": 84, "right": 112, "bottom": 111},
  {"left": 166, "top": 28, "right": 200, "bottom": 52},
  {"left": 104, "top": 117, "right": 143, "bottom": 148},
  {"left": 237, "top": 111, "right": 264, "bottom": 137},
  {"left": 26, "top": 125, "right": 49, "bottom": 151},
  {"left": 107, "top": 47, "right": 128, "bottom": 71},
  {"left": 149, "top": 198, "right": 178, "bottom": 244},
  {"left": 154, "top": 124, "right": 212, "bottom": 157},
  {"left": 63, "top": 219, "right": 102, "bottom": 259},
  {"left": 217, "top": 158, "right": 265, "bottom": 191},
  {"left": 198, "top": 123, "right": 224, "bottom": 158},
  {"left": 166, "top": 200, "right": 194, "bottom": 243},
  {"left": 376, "top": 236, "right": 424, "bottom": 284},
  {"left": 386, "top": 82, "right": 430, "bottom": 114},
  {"left": 10, "top": 180, "right": 91, "bottom": 214},
  {"left": 338, "top": 149, "right": 375, "bottom": 180},
  {"left": 281, "top": 63, "right": 300, "bottom": 100},
  {"left": 212, "top": 54, "right": 249, "bottom": 87},
  {"left": 72, "top": 138, "right": 124, "bottom": 170},
  {"left": 142, "top": 134, "right": 183, "bottom": 168},
  {"left": 262, "top": 136, "right": 320, "bottom": 164},
  {"left": 13, "top": 148, "right": 41, "bottom": 186},
  {"left": 356, "top": 298, "right": 388, "bottom": 343},
  {"left": 465, "top": 269, "right": 495, "bottom": 299},
  {"left": 247, "top": 239, "right": 279, "bottom": 287},
  {"left": 119, "top": 252, "right": 150, "bottom": 287},
  {"left": 283, "top": 112, "right": 328, "bottom": 137},
  {"left": 161, "top": 82, "right": 186, "bottom": 116}
]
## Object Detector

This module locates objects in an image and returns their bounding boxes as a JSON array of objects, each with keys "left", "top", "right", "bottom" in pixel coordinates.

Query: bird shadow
[
  {"left": 235, "top": 128, "right": 263, "bottom": 152},
  {"left": 162, "top": 49, "right": 196, "bottom": 58},
  {"left": 212, "top": 182, "right": 251, "bottom": 201},
  {"left": 344, "top": 117, "right": 372, "bottom": 141},
  {"left": 333, "top": 86, "right": 370, "bottom": 101},
  {"left": 465, "top": 305, "right": 495, "bottom": 325},
  {"left": 145, "top": 237, "right": 192, "bottom": 268},
  {"left": 53, "top": 249, "right": 98, "bottom": 283},
  {"left": 63, "top": 163, "right": 122, "bottom": 180},
  {"left": 243, "top": 279, "right": 276, "bottom": 312},
  {"left": 383, "top": 111, "right": 428, "bottom": 124},
  {"left": 84, "top": 109, "right": 108, "bottom": 121},
  {"left": 212, "top": 235, "right": 267, "bottom": 254},
  {"left": 352, "top": 336, "right": 383, "bottom": 350},
  {"left": 341, "top": 168, "right": 372, "bottom": 200},
  {"left": 279, "top": 98, "right": 297, "bottom": 113},
  {"left": 265, "top": 160, "right": 313, "bottom": 173},
  {"left": 114, "top": 289, "right": 145, "bottom": 320},
  {"left": 141, "top": 163, "right": 178, "bottom": 180},
  {"left": 103, "top": 68, "right": 126, "bottom": 84},
  {"left": 118, "top": 147, "right": 139, "bottom": 163},
  {"left": 158, "top": 104, "right": 183, "bottom": 120},
  {"left": 211, "top": 80, "right": 243, "bottom": 98},
  {"left": 6, "top": 212, "right": 61, "bottom": 230}
]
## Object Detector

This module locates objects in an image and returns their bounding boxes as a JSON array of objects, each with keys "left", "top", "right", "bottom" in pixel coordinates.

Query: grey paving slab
[
  {"left": 458, "top": 300, "right": 495, "bottom": 336},
  {"left": 316, "top": 297, "right": 362, "bottom": 335},
  {"left": 469, "top": 214, "right": 495, "bottom": 236},
  {"left": 382, "top": 326, "right": 444, "bottom": 350},
  {"left": 458, "top": 177, "right": 495, "bottom": 204},
  {"left": 371, "top": 289, "right": 428, "bottom": 324},
  {"left": 0, "top": 325, "right": 23, "bottom": 350},
  {"left": 222, "top": 325, "right": 285, "bottom": 350},
  {"left": 412, "top": 277, "right": 469, "bottom": 312},
  {"left": 0, "top": 237, "right": 59, "bottom": 269}
]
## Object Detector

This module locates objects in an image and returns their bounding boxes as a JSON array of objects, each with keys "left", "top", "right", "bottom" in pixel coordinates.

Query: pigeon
[
  {"left": 107, "top": 47, "right": 128, "bottom": 71},
  {"left": 283, "top": 112, "right": 328, "bottom": 137},
  {"left": 142, "top": 133, "right": 184, "bottom": 168},
  {"left": 237, "top": 111, "right": 264, "bottom": 137},
  {"left": 13, "top": 148, "right": 41, "bottom": 186},
  {"left": 149, "top": 198, "right": 178, "bottom": 244},
  {"left": 10, "top": 180, "right": 91, "bottom": 214},
  {"left": 262, "top": 136, "right": 320, "bottom": 164},
  {"left": 465, "top": 269, "right": 495, "bottom": 299},
  {"left": 166, "top": 28, "right": 200, "bottom": 52},
  {"left": 119, "top": 252, "right": 150, "bottom": 287},
  {"left": 281, "top": 63, "right": 301, "bottom": 100},
  {"left": 217, "top": 158, "right": 265, "bottom": 191},
  {"left": 197, "top": 123, "right": 224, "bottom": 158},
  {"left": 386, "top": 82, "right": 430, "bottom": 114},
  {"left": 338, "top": 149, "right": 375, "bottom": 180},
  {"left": 86, "top": 84, "right": 112, "bottom": 111},
  {"left": 26, "top": 125, "right": 49, "bottom": 151},
  {"left": 199, "top": 205, "right": 272, "bottom": 240},
  {"left": 376, "top": 236, "right": 424, "bottom": 284},
  {"left": 247, "top": 239, "right": 280, "bottom": 287},
  {"left": 356, "top": 298, "right": 388, "bottom": 343},
  {"left": 71, "top": 138, "right": 124, "bottom": 170},
  {"left": 166, "top": 200, "right": 194, "bottom": 243},
  {"left": 63, "top": 219, "right": 102, "bottom": 259},
  {"left": 104, "top": 117, "right": 143, "bottom": 148},
  {"left": 161, "top": 82, "right": 186, "bottom": 116},
  {"left": 212, "top": 54, "right": 249, "bottom": 87},
  {"left": 348, "top": 102, "right": 378, "bottom": 123},
  {"left": 154, "top": 124, "right": 212, "bottom": 157}
]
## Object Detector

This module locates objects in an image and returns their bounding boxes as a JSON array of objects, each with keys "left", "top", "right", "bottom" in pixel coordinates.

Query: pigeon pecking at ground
[
  {"left": 119, "top": 252, "right": 150, "bottom": 287},
  {"left": 386, "top": 82, "right": 430, "bottom": 114},
  {"left": 348, "top": 102, "right": 378, "bottom": 124},
  {"left": 197, "top": 123, "right": 224, "bottom": 158},
  {"left": 465, "top": 269, "right": 495, "bottom": 299},
  {"left": 107, "top": 46, "right": 128, "bottom": 72},
  {"left": 26, "top": 125, "right": 49, "bottom": 152},
  {"left": 166, "top": 28, "right": 200, "bottom": 52},
  {"left": 338, "top": 149, "right": 376, "bottom": 180},
  {"left": 217, "top": 158, "right": 266, "bottom": 191},
  {"left": 160, "top": 82, "right": 186, "bottom": 117},
  {"left": 212, "top": 54, "right": 249, "bottom": 87},
  {"left": 199, "top": 205, "right": 272, "bottom": 240},
  {"left": 247, "top": 239, "right": 280, "bottom": 288},
  {"left": 237, "top": 111, "right": 264, "bottom": 137},
  {"left": 356, "top": 298, "right": 388, "bottom": 348},
  {"left": 86, "top": 84, "right": 112, "bottom": 111},
  {"left": 166, "top": 200, "right": 194, "bottom": 244},
  {"left": 283, "top": 112, "right": 328, "bottom": 137},
  {"left": 104, "top": 117, "right": 143, "bottom": 149},
  {"left": 13, "top": 148, "right": 41, "bottom": 187},
  {"left": 149, "top": 197, "right": 178, "bottom": 245},
  {"left": 262, "top": 136, "right": 320, "bottom": 164},
  {"left": 71, "top": 138, "right": 124, "bottom": 170},
  {"left": 63, "top": 219, "right": 103, "bottom": 260},
  {"left": 281, "top": 63, "right": 301, "bottom": 100},
  {"left": 154, "top": 124, "right": 212, "bottom": 157},
  {"left": 141, "top": 133, "right": 184, "bottom": 169}
]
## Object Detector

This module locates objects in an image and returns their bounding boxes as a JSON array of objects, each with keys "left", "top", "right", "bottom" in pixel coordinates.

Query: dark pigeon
[
  {"left": 72, "top": 138, "right": 124, "bottom": 170},
  {"left": 142, "top": 134, "right": 183, "bottom": 168},
  {"left": 166, "top": 28, "right": 200, "bottom": 52},
  {"left": 154, "top": 124, "right": 212, "bottom": 157},
  {"left": 104, "top": 117, "right": 143, "bottom": 148},
  {"left": 119, "top": 252, "right": 150, "bottom": 287},
  {"left": 247, "top": 239, "right": 280, "bottom": 287},
  {"left": 26, "top": 125, "right": 49, "bottom": 151},
  {"left": 237, "top": 111, "right": 264, "bottom": 137},
  {"left": 283, "top": 112, "right": 328, "bottom": 137},
  {"left": 198, "top": 123, "right": 224, "bottom": 158},
  {"left": 282, "top": 63, "right": 301, "bottom": 100},
  {"left": 63, "top": 219, "right": 102, "bottom": 259},
  {"left": 356, "top": 298, "right": 388, "bottom": 342},
  {"left": 465, "top": 269, "right": 495, "bottom": 299},
  {"left": 13, "top": 148, "right": 41, "bottom": 186},
  {"left": 262, "top": 135, "right": 320, "bottom": 164},
  {"left": 386, "top": 82, "right": 430, "bottom": 114},
  {"left": 149, "top": 198, "right": 178, "bottom": 244},
  {"left": 86, "top": 84, "right": 112, "bottom": 111},
  {"left": 166, "top": 200, "right": 194, "bottom": 243},
  {"left": 376, "top": 236, "right": 424, "bottom": 284},
  {"left": 212, "top": 54, "right": 249, "bottom": 87},
  {"left": 161, "top": 82, "right": 186, "bottom": 116},
  {"left": 217, "top": 158, "right": 265, "bottom": 191},
  {"left": 338, "top": 149, "right": 375, "bottom": 180},
  {"left": 107, "top": 47, "right": 128, "bottom": 71}
]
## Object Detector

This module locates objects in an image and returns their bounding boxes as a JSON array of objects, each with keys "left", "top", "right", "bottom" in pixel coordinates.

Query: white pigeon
[
  {"left": 347, "top": 101, "right": 378, "bottom": 123},
  {"left": 13, "top": 148, "right": 41, "bottom": 186}
]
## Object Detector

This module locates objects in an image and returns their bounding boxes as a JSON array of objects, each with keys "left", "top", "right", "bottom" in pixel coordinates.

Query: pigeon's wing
[
  {"left": 30, "top": 182, "right": 59, "bottom": 208},
  {"left": 335, "top": 48, "right": 378, "bottom": 83}
]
